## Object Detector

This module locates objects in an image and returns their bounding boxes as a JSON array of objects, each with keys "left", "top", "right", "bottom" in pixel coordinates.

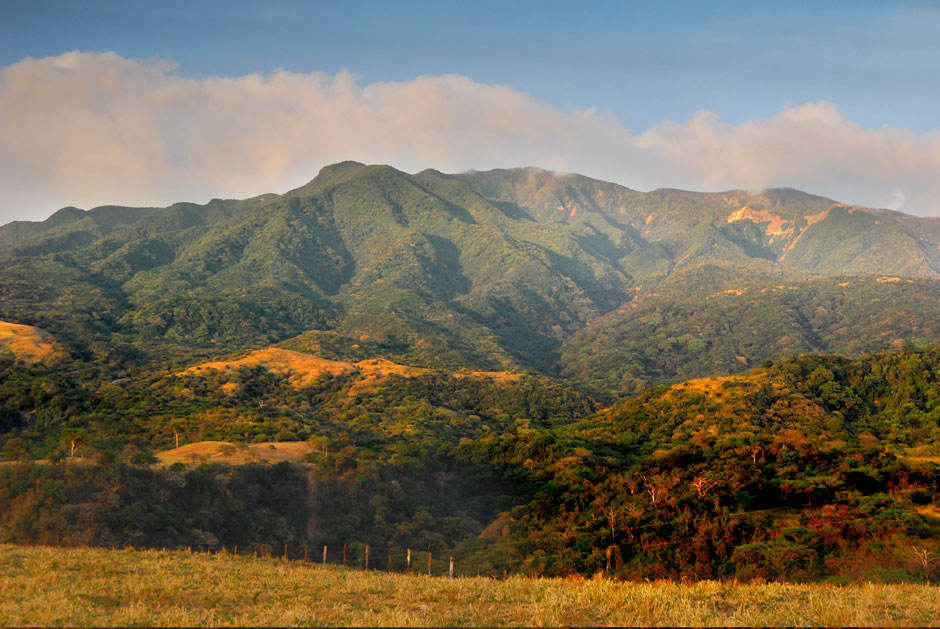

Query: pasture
[{"left": 1, "top": 544, "right": 938, "bottom": 626}]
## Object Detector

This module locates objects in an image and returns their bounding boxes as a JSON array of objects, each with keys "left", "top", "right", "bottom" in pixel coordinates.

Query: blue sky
[
  {"left": 5, "top": 0, "right": 939, "bottom": 131},
  {"left": 2, "top": 1, "right": 940, "bottom": 220}
]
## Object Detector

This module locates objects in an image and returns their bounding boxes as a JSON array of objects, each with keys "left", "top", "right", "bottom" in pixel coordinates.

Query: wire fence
[
  {"left": 92, "top": 495, "right": 925, "bottom": 580},
  {"left": 169, "top": 542, "right": 467, "bottom": 578}
]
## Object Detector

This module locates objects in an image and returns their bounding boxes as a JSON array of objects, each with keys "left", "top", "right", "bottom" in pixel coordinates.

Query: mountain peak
[
  {"left": 316, "top": 160, "right": 367, "bottom": 177},
  {"left": 44, "top": 206, "right": 87, "bottom": 226}
]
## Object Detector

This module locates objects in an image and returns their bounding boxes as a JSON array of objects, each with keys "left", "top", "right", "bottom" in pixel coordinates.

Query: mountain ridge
[{"left": 4, "top": 162, "right": 940, "bottom": 387}]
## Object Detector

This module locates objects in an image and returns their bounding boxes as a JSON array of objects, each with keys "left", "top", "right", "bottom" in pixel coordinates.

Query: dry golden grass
[
  {"left": 183, "top": 348, "right": 358, "bottom": 388},
  {"left": 345, "top": 358, "right": 429, "bottom": 396},
  {"left": 1, "top": 544, "right": 938, "bottom": 627},
  {"left": 155, "top": 440, "right": 314, "bottom": 466},
  {"left": 0, "top": 320, "right": 62, "bottom": 364},
  {"left": 183, "top": 349, "right": 521, "bottom": 395}
]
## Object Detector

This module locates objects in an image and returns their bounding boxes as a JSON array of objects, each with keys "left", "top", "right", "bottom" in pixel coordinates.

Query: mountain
[
  {"left": 0, "top": 205, "right": 158, "bottom": 256},
  {"left": 3, "top": 161, "right": 940, "bottom": 382}
]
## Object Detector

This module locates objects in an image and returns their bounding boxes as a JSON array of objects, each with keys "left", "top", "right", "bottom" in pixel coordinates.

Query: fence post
[
  {"left": 449, "top": 557, "right": 454, "bottom": 579},
  {"left": 365, "top": 544, "right": 369, "bottom": 570},
  {"left": 428, "top": 551, "right": 432, "bottom": 576},
  {"left": 323, "top": 545, "right": 328, "bottom": 565},
  {"left": 234, "top": 546, "right": 238, "bottom": 557},
  {"left": 343, "top": 544, "right": 347, "bottom": 567},
  {"left": 407, "top": 548, "right": 412, "bottom": 572},
  {"left": 284, "top": 544, "right": 288, "bottom": 560}
]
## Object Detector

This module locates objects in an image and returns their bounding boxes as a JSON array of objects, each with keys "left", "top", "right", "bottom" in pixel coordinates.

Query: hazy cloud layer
[{"left": 3, "top": 51, "right": 940, "bottom": 223}]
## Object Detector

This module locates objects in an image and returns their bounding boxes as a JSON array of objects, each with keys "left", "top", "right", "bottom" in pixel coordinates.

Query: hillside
[
  {"left": 2, "top": 345, "right": 939, "bottom": 581},
  {"left": 4, "top": 162, "right": 940, "bottom": 381},
  {"left": 562, "top": 273, "right": 940, "bottom": 396},
  {"left": 458, "top": 348, "right": 940, "bottom": 580}
]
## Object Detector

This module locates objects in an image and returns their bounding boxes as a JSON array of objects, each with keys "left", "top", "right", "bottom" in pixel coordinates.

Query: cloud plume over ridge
[{"left": 2, "top": 51, "right": 940, "bottom": 222}]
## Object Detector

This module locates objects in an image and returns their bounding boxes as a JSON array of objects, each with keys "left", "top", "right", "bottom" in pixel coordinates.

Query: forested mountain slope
[{"left": 4, "top": 162, "right": 940, "bottom": 385}]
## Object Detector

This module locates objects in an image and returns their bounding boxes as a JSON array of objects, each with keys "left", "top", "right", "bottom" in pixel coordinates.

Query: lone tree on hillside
[
  {"left": 60, "top": 427, "right": 85, "bottom": 458},
  {"left": 167, "top": 419, "right": 185, "bottom": 449}
]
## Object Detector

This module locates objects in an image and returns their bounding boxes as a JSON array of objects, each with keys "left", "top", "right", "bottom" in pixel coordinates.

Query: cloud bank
[{"left": 2, "top": 51, "right": 940, "bottom": 223}]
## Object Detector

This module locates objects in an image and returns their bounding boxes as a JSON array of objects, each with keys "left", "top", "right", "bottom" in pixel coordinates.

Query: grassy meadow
[{"left": 1, "top": 544, "right": 938, "bottom": 627}]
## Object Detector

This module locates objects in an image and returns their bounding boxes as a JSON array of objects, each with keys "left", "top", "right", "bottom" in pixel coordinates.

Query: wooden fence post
[
  {"left": 284, "top": 544, "right": 288, "bottom": 560},
  {"left": 304, "top": 544, "right": 308, "bottom": 561},
  {"left": 449, "top": 557, "right": 454, "bottom": 579},
  {"left": 428, "top": 551, "right": 432, "bottom": 576},
  {"left": 343, "top": 544, "right": 347, "bottom": 567},
  {"left": 323, "top": 545, "right": 328, "bottom": 565},
  {"left": 407, "top": 548, "right": 411, "bottom": 572},
  {"left": 365, "top": 544, "right": 369, "bottom": 570},
  {"left": 234, "top": 546, "right": 238, "bottom": 557}
]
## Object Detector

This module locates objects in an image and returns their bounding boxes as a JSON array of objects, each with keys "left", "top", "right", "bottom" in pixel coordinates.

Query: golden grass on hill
[
  {"left": 183, "top": 348, "right": 358, "bottom": 388},
  {"left": 670, "top": 375, "right": 742, "bottom": 397},
  {"left": 0, "top": 320, "right": 62, "bottom": 364},
  {"left": 345, "top": 358, "right": 429, "bottom": 396},
  {"left": 1, "top": 544, "right": 939, "bottom": 627},
  {"left": 183, "top": 348, "right": 522, "bottom": 395},
  {"left": 155, "top": 440, "right": 314, "bottom": 466}
]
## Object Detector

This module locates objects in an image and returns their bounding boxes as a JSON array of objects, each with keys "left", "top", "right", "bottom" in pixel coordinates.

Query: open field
[
  {"left": 155, "top": 440, "right": 314, "bottom": 465},
  {"left": 1, "top": 545, "right": 938, "bottom": 627}
]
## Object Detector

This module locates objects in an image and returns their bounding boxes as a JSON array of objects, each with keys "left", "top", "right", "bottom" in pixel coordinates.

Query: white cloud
[
  {"left": 2, "top": 51, "right": 940, "bottom": 223},
  {"left": 636, "top": 102, "right": 940, "bottom": 214}
]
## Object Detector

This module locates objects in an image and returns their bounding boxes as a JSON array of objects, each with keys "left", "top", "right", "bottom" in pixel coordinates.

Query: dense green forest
[
  {"left": 1, "top": 163, "right": 940, "bottom": 581},
  {"left": 2, "top": 347, "right": 939, "bottom": 581}
]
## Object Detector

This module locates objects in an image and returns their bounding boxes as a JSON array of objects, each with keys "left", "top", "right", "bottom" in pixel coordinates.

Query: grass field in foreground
[{"left": 1, "top": 544, "right": 938, "bottom": 627}]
